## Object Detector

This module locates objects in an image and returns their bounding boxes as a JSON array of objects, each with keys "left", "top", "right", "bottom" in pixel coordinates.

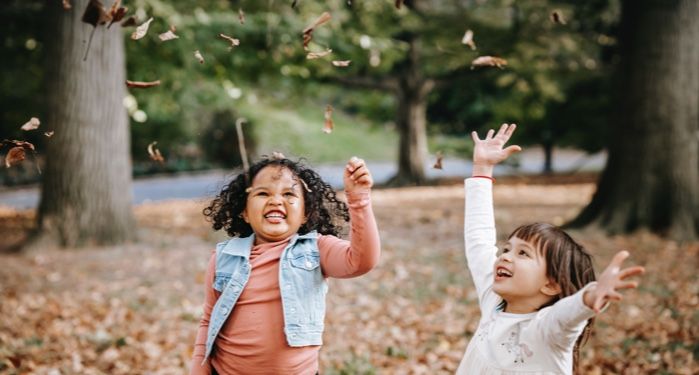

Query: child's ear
[
  {"left": 242, "top": 209, "right": 249, "bottom": 223},
  {"left": 541, "top": 278, "right": 562, "bottom": 297}
]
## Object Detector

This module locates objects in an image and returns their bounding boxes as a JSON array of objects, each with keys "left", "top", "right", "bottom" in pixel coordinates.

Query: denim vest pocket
[
  {"left": 213, "top": 272, "right": 232, "bottom": 292},
  {"left": 289, "top": 252, "right": 320, "bottom": 271}
]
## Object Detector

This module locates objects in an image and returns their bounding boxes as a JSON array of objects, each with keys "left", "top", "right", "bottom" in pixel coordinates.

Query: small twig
[{"left": 235, "top": 118, "right": 250, "bottom": 183}]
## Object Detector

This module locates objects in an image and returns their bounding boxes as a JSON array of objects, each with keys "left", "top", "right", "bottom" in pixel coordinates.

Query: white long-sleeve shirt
[{"left": 457, "top": 178, "right": 596, "bottom": 375}]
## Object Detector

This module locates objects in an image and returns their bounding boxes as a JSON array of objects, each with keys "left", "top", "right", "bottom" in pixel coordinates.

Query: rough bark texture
[
  {"left": 37, "top": 0, "right": 135, "bottom": 247},
  {"left": 391, "top": 36, "right": 434, "bottom": 185},
  {"left": 570, "top": 0, "right": 699, "bottom": 240}
]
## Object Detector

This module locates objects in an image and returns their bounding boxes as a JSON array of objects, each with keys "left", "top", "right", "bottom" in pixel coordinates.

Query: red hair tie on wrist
[{"left": 472, "top": 175, "right": 495, "bottom": 183}]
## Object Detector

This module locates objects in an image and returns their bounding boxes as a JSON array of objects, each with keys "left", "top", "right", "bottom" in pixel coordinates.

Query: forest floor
[{"left": 0, "top": 176, "right": 697, "bottom": 374}]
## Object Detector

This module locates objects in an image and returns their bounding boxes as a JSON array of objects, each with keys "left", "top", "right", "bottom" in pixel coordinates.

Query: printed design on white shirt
[
  {"left": 500, "top": 322, "right": 533, "bottom": 364},
  {"left": 477, "top": 318, "right": 493, "bottom": 342}
]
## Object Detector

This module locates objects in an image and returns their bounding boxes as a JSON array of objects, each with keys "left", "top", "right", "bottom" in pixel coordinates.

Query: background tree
[
  {"left": 36, "top": 0, "right": 135, "bottom": 246},
  {"left": 570, "top": 0, "right": 699, "bottom": 240}
]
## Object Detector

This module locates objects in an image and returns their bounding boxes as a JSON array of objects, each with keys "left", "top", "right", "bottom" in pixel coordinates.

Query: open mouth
[
  {"left": 495, "top": 267, "right": 513, "bottom": 278},
  {"left": 264, "top": 210, "right": 286, "bottom": 221}
]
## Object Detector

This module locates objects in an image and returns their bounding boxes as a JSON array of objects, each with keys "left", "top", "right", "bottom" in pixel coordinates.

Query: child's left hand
[
  {"left": 344, "top": 156, "right": 373, "bottom": 193},
  {"left": 584, "top": 250, "right": 645, "bottom": 313}
]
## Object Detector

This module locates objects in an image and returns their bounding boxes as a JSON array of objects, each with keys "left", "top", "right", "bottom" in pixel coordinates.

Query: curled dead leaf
[
  {"left": 471, "top": 56, "right": 507, "bottom": 69},
  {"left": 147, "top": 142, "right": 165, "bottom": 163},
  {"left": 4, "top": 147, "right": 25, "bottom": 168},
  {"left": 62, "top": 0, "right": 72, "bottom": 10},
  {"left": 121, "top": 16, "right": 137, "bottom": 27},
  {"left": 194, "top": 50, "right": 204, "bottom": 64},
  {"left": 462, "top": 29, "right": 476, "bottom": 50},
  {"left": 238, "top": 9, "right": 245, "bottom": 24},
  {"left": 44, "top": 131, "right": 54, "bottom": 138},
  {"left": 550, "top": 10, "right": 566, "bottom": 25},
  {"left": 395, "top": 0, "right": 403, "bottom": 9},
  {"left": 20, "top": 117, "right": 41, "bottom": 131},
  {"left": 126, "top": 80, "right": 161, "bottom": 88},
  {"left": 106, "top": 0, "right": 128, "bottom": 28},
  {"left": 306, "top": 48, "right": 332, "bottom": 59},
  {"left": 332, "top": 60, "right": 351, "bottom": 67},
  {"left": 433, "top": 151, "right": 443, "bottom": 170},
  {"left": 82, "top": 0, "right": 109, "bottom": 27},
  {"left": 271, "top": 151, "right": 285, "bottom": 160},
  {"left": 323, "top": 105, "right": 334, "bottom": 134},
  {"left": 302, "top": 12, "right": 332, "bottom": 50},
  {"left": 131, "top": 17, "right": 154, "bottom": 40},
  {"left": 218, "top": 34, "right": 240, "bottom": 50},
  {"left": 158, "top": 27, "right": 179, "bottom": 42}
]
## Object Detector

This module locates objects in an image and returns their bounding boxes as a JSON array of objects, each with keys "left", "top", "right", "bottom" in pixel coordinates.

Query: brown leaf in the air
[
  {"left": 306, "top": 48, "right": 332, "bottom": 59},
  {"left": 44, "top": 131, "right": 54, "bottom": 138},
  {"left": 302, "top": 12, "right": 332, "bottom": 50},
  {"left": 218, "top": 34, "right": 240, "bottom": 50},
  {"left": 4, "top": 147, "right": 25, "bottom": 168},
  {"left": 238, "top": 8, "right": 245, "bottom": 24},
  {"left": 322, "top": 105, "right": 334, "bottom": 134},
  {"left": 471, "top": 56, "right": 507, "bottom": 69},
  {"left": 332, "top": 60, "right": 351, "bottom": 67},
  {"left": 82, "top": 0, "right": 109, "bottom": 27},
  {"left": 395, "top": 0, "right": 403, "bottom": 9},
  {"left": 194, "top": 50, "right": 205, "bottom": 64},
  {"left": 121, "top": 15, "right": 137, "bottom": 27},
  {"left": 131, "top": 17, "right": 154, "bottom": 40},
  {"left": 62, "top": 0, "right": 72, "bottom": 10},
  {"left": 147, "top": 142, "right": 165, "bottom": 163},
  {"left": 126, "top": 80, "right": 161, "bottom": 88},
  {"left": 106, "top": 0, "right": 128, "bottom": 28},
  {"left": 461, "top": 29, "right": 476, "bottom": 50},
  {"left": 158, "top": 26, "right": 179, "bottom": 42},
  {"left": 432, "top": 151, "right": 443, "bottom": 170},
  {"left": 550, "top": 10, "right": 566, "bottom": 25},
  {"left": 20, "top": 117, "right": 40, "bottom": 131}
]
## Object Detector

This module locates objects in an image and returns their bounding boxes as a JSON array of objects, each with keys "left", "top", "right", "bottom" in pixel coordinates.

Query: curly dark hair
[{"left": 203, "top": 157, "right": 349, "bottom": 238}]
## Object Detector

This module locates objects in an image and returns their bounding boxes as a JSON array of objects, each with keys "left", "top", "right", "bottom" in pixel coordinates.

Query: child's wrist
[{"left": 471, "top": 164, "right": 494, "bottom": 178}]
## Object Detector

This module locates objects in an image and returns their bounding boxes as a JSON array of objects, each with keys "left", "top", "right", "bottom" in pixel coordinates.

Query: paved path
[{"left": 0, "top": 148, "right": 606, "bottom": 209}]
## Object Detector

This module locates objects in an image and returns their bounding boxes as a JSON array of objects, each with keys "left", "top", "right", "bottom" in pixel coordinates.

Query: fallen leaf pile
[{"left": 0, "top": 181, "right": 696, "bottom": 373}]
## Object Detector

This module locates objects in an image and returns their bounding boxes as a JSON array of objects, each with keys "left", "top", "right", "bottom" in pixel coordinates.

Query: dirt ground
[{"left": 0, "top": 179, "right": 697, "bottom": 374}]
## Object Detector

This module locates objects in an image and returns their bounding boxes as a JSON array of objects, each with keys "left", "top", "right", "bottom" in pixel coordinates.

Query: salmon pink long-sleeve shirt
[{"left": 190, "top": 190, "right": 380, "bottom": 375}]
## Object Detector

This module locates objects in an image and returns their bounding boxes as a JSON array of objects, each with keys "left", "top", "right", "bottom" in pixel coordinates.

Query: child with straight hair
[
  {"left": 458, "top": 124, "right": 645, "bottom": 374},
  {"left": 190, "top": 156, "right": 380, "bottom": 375}
]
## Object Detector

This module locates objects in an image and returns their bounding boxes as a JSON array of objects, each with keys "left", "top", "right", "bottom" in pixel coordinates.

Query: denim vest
[{"left": 202, "top": 231, "right": 328, "bottom": 363}]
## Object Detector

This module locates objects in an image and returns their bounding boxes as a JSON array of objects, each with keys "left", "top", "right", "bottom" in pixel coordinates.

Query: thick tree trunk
[
  {"left": 542, "top": 141, "right": 553, "bottom": 175},
  {"left": 569, "top": 0, "right": 699, "bottom": 240},
  {"left": 390, "top": 36, "right": 433, "bottom": 185},
  {"left": 36, "top": 0, "right": 135, "bottom": 247}
]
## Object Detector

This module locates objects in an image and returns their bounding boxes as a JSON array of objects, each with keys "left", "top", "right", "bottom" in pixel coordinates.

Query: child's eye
[
  {"left": 502, "top": 248, "right": 510, "bottom": 253},
  {"left": 284, "top": 192, "right": 297, "bottom": 197},
  {"left": 255, "top": 191, "right": 269, "bottom": 197},
  {"left": 519, "top": 250, "right": 530, "bottom": 257}
]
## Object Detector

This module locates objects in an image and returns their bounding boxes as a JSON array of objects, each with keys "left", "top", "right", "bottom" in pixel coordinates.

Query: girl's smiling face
[
  {"left": 493, "top": 236, "right": 561, "bottom": 313},
  {"left": 243, "top": 166, "right": 307, "bottom": 245}
]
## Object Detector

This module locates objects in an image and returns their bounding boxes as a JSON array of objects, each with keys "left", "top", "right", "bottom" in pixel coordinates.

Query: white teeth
[{"left": 497, "top": 269, "right": 512, "bottom": 277}]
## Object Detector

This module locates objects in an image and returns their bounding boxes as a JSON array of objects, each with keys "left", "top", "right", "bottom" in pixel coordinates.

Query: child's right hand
[
  {"left": 344, "top": 156, "right": 373, "bottom": 193},
  {"left": 471, "top": 123, "right": 522, "bottom": 176},
  {"left": 584, "top": 250, "right": 645, "bottom": 313}
]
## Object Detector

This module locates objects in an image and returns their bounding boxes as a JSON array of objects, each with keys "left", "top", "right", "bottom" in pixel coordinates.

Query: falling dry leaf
[
  {"left": 432, "top": 151, "right": 443, "bottom": 170},
  {"left": 62, "top": 0, "right": 72, "bottom": 10},
  {"left": 81, "top": 0, "right": 110, "bottom": 60},
  {"left": 131, "top": 17, "right": 154, "bottom": 40},
  {"left": 106, "top": 0, "right": 128, "bottom": 28},
  {"left": 20, "top": 117, "right": 40, "bottom": 131},
  {"left": 158, "top": 26, "right": 178, "bottom": 41},
  {"left": 194, "top": 50, "right": 204, "bottom": 64},
  {"left": 306, "top": 48, "right": 332, "bottom": 59},
  {"left": 44, "top": 131, "right": 54, "bottom": 138},
  {"left": 302, "top": 12, "right": 332, "bottom": 50},
  {"left": 550, "top": 10, "right": 566, "bottom": 25},
  {"left": 332, "top": 60, "right": 351, "bottom": 67},
  {"left": 126, "top": 80, "right": 161, "bottom": 88},
  {"left": 4, "top": 147, "right": 25, "bottom": 168},
  {"left": 395, "top": 0, "right": 403, "bottom": 9},
  {"left": 271, "top": 151, "right": 286, "bottom": 160},
  {"left": 322, "top": 105, "right": 334, "bottom": 134},
  {"left": 238, "top": 8, "right": 245, "bottom": 24},
  {"left": 471, "top": 56, "right": 507, "bottom": 69},
  {"left": 218, "top": 34, "right": 240, "bottom": 50},
  {"left": 121, "top": 16, "right": 137, "bottom": 27},
  {"left": 461, "top": 29, "right": 476, "bottom": 50},
  {"left": 147, "top": 142, "right": 164, "bottom": 163}
]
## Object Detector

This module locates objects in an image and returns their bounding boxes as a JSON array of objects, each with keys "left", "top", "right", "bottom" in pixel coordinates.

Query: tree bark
[
  {"left": 569, "top": 0, "right": 699, "bottom": 240},
  {"left": 390, "top": 35, "right": 433, "bottom": 185},
  {"left": 36, "top": 0, "right": 135, "bottom": 247}
]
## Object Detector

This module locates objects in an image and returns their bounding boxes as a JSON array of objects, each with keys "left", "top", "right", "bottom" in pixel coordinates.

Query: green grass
[{"left": 237, "top": 94, "right": 397, "bottom": 164}]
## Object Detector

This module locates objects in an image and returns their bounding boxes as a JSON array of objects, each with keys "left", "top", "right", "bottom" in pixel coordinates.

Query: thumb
[{"left": 503, "top": 145, "right": 522, "bottom": 157}]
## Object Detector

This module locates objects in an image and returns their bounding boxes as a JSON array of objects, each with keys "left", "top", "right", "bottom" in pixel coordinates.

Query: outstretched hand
[
  {"left": 344, "top": 156, "right": 373, "bottom": 193},
  {"left": 471, "top": 124, "right": 522, "bottom": 172},
  {"left": 584, "top": 250, "right": 645, "bottom": 313}
]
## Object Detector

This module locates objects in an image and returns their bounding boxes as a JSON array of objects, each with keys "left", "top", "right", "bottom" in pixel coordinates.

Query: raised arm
[
  {"left": 583, "top": 250, "right": 645, "bottom": 312},
  {"left": 320, "top": 157, "right": 380, "bottom": 278}
]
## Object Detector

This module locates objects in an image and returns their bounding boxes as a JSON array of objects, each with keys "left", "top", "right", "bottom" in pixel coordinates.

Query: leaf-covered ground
[{"left": 1, "top": 179, "right": 697, "bottom": 374}]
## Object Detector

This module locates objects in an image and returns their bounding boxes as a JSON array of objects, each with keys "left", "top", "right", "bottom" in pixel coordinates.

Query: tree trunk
[
  {"left": 542, "top": 141, "right": 553, "bottom": 175},
  {"left": 569, "top": 0, "right": 699, "bottom": 240},
  {"left": 36, "top": 0, "right": 135, "bottom": 247},
  {"left": 390, "top": 36, "right": 433, "bottom": 185}
]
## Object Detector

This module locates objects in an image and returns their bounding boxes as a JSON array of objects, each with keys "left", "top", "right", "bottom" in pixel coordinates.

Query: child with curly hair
[
  {"left": 190, "top": 156, "right": 380, "bottom": 375},
  {"left": 458, "top": 124, "right": 645, "bottom": 374}
]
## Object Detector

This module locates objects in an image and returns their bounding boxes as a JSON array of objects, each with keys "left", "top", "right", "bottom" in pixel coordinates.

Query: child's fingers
[
  {"left": 616, "top": 280, "right": 639, "bottom": 290},
  {"left": 485, "top": 129, "right": 495, "bottom": 140},
  {"left": 346, "top": 157, "right": 365, "bottom": 173},
  {"left": 619, "top": 266, "right": 645, "bottom": 280},
  {"left": 505, "top": 123, "right": 517, "bottom": 138},
  {"left": 609, "top": 250, "right": 630, "bottom": 269},
  {"left": 503, "top": 145, "right": 522, "bottom": 157},
  {"left": 496, "top": 123, "right": 508, "bottom": 137},
  {"left": 471, "top": 131, "right": 480, "bottom": 143}
]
